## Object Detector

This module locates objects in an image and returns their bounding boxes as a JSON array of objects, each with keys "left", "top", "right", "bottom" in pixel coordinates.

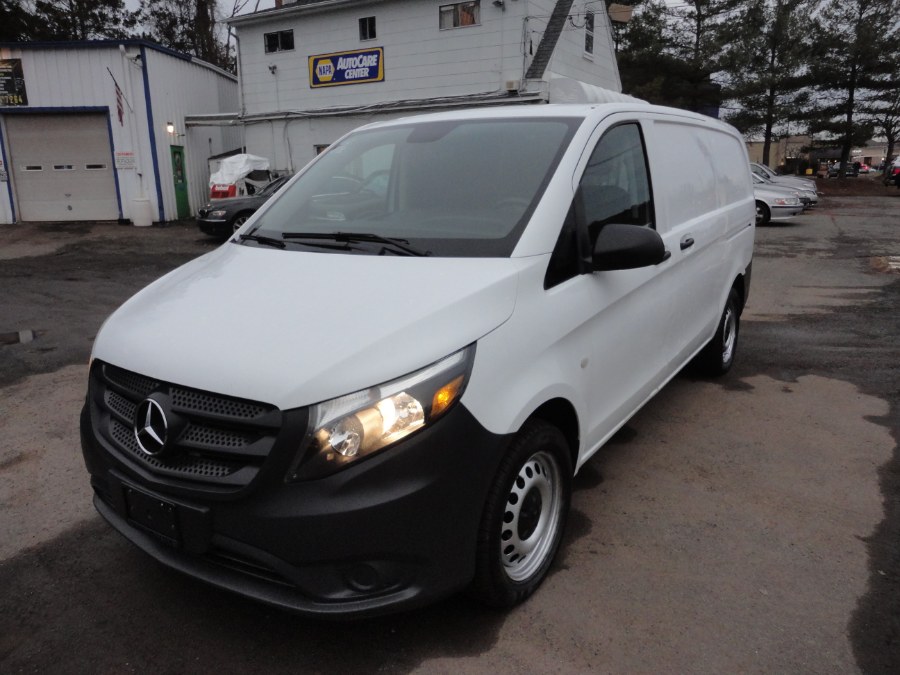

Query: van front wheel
[{"left": 472, "top": 420, "right": 571, "bottom": 608}]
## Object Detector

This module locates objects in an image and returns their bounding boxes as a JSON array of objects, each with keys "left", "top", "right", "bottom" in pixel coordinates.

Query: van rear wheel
[
  {"left": 694, "top": 288, "right": 740, "bottom": 377},
  {"left": 472, "top": 420, "right": 571, "bottom": 607}
]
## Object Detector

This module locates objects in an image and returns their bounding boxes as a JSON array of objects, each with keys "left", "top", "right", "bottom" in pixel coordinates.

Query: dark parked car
[
  {"left": 827, "top": 162, "right": 858, "bottom": 178},
  {"left": 196, "top": 175, "right": 291, "bottom": 237},
  {"left": 884, "top": 158, "right": 900, "bottom": 186}
]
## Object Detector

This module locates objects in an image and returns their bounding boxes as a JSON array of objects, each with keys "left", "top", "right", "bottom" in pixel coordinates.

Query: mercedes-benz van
[{"left": 81, "top": 103, "right": 755, "bottom": 617}]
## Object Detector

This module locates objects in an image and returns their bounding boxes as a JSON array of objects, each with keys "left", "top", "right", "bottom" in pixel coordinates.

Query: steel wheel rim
[
  {"left": 500, "top": 450, "right": 563, "bottom": 582},
  {"left": 722, "top": 304, "right": 737, "bottom": 365}
]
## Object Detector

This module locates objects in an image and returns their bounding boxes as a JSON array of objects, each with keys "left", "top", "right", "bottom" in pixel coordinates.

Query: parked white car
[
  {"left": 753, "top": 174, "right": 804, "bottom": 224},
  {"left": 81, "top": 103, "right": 756, "bottom": 617},
  {"left": 751, "top": 162, "right": 819, "bottom": 205}
]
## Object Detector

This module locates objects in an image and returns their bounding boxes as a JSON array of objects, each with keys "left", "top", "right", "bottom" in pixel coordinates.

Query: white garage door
[{"left": 7, "top": 113, "right": 119, "bottom": 222}]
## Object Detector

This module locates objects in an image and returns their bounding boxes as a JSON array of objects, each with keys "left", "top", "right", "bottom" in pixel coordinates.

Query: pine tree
[
  {"left": 137, "top": 0, "right": 232, "bottom": 70},
  {"left": 807, "top": 0, "right": 900, "bottom": 177},
  {"left": 31, "top": 0, "right": 137, "bottom": 40},
  {"left": 617, "top": 0, "right": 741, "bottom": 115},
  {"left": 863, "top": 87, "right": 900, "bottom": 169},
  {"left": 720, "top": 0, "right": 812, "bottom": 166},
  {"left": 0, "top": 0, "right": 34, "bottom": 41}
]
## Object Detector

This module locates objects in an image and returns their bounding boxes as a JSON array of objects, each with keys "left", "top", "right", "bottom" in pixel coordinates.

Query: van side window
[
  {"left": 579, "top": 123, "right": 654, "bottom": 235},
  {"left": 546, "top": 123, "right": 655, "bottom": 289}
]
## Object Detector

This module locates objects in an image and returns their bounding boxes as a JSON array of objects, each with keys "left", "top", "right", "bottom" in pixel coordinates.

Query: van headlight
[{"left": 287, "top": 345, "right": 475, "bottom": 481}]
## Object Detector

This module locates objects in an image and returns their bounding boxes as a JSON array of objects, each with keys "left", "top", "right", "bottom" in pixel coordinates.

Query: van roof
[{"left": 369, "top": 103, "right": 737, "bottom": 133}]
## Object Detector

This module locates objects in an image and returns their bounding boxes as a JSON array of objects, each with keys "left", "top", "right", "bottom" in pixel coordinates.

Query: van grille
[{"left": 89, "top": 361, "right": 281, "bottom": 490}]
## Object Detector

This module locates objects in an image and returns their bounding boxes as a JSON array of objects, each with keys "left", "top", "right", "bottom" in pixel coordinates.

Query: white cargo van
[{"left": 81, "top": 104, "right": 755, "bottom": 617}]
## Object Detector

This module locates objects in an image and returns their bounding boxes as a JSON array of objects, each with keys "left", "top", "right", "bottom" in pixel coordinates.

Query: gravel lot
[{"left": 1, "top": 195, "right": 898, "bottom": 673}]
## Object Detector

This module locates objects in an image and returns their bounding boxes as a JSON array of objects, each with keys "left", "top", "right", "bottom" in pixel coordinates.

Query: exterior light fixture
[{"left": 166, "top": 121, "right": 176, "bottom": 134}]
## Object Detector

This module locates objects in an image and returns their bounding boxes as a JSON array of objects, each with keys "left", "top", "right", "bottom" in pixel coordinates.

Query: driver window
[{"left": 579, "top": 123, "right": 653, "bottom": 235}]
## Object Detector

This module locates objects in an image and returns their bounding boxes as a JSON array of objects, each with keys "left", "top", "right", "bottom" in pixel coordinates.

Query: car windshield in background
[
  {"left": 257, "top": 176, "right": 289, "bottom": 196},
  {"left": 245, "top": 117, "right": 580, "bottom": 257}
]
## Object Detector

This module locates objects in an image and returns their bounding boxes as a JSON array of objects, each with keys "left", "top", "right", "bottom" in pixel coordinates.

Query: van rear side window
[{"left": 653, "top": 121, "right": 719, "bottom": 225}]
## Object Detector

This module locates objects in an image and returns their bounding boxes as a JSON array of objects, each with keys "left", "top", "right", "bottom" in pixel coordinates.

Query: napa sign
[{"left": 309, "top": 48, "right": 385, "bottom": 88}]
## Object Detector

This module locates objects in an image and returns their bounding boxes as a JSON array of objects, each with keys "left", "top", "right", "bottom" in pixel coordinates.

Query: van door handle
[{"left": 680, "top": 236, "right": 695, "bottom": 251}]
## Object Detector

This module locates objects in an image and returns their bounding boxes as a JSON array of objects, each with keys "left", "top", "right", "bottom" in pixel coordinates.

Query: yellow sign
[{"left": 309, "top": 48, "right": 384, "bottom": 88}]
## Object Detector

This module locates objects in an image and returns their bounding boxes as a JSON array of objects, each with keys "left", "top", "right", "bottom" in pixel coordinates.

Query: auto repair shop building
[
  {"left": 0, "top": 40, "right": 240, "bottom": 225},
  {"left": 202, "top": 0, "right": 629, "bottom": 175}
]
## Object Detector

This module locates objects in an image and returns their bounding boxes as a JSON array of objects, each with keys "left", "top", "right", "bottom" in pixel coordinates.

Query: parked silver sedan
[
  {"left": 750, "top": 162, "right": 819, "bottom": 206},
  {"left": 753, "top": 175, "right": 804, "bottom": 225}
]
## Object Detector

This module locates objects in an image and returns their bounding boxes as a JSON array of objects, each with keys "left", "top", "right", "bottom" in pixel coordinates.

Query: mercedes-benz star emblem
[{"left": 134, "top": 399, "right": 168, "bottom": 456}]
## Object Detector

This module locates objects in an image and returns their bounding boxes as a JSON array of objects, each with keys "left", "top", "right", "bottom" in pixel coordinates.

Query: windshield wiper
[
  {"left": 282, "top": 232, "right": 430, "bottom": 256},
  {"left": 237, "top": 233, "right": 286, "bottom": 249}
]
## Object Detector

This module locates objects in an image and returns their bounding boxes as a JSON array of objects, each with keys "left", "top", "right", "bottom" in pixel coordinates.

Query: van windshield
[{"left": 244, "top": 117, "right": 580, "bottom": 257}]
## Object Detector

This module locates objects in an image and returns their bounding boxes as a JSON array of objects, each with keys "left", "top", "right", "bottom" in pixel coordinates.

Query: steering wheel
[{"left": 359, "top": 170, "right": 391, "bottom": 195}]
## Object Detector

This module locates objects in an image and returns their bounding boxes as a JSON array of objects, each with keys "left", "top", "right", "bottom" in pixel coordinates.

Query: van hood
[{"left": 93, "top": 243, "right": 523, "bottom": 409}]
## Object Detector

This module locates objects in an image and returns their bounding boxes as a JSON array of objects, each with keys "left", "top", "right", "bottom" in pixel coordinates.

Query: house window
[
  {"left": 584, "top": 10, "right": 594, "bottom": 55},
  {"left": 439, "top": 1, "right": 480, "bottom": 30},
  {"left": 359, "top": 16, "right": 376, "bottom": 41},
  {"left": 265, "top": 30, "right": 294, "bottom": 53}
]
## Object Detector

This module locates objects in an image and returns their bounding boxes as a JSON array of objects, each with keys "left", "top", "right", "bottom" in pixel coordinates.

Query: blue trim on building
[
  {"left": 0, "top": 39, "right": 236, "bottom": 81},
  {"left": 0, "top": 39, "right": 193, "bottom": 63},
  {"left": 103, "top": 111, "right": 125, "bottom": 221},
  {"left": 0, "top": 105, "right": 108, "bottom": 114},
  {"left": 140, "top": 45, "right": 165, "bottom": 223},
  {"left": 0, "top": 119, "right": 17, "bottom": 223}
]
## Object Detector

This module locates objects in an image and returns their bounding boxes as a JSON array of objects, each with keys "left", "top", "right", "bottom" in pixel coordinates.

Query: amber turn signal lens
[{"left": 431, "top": 375, "right": 465, "bottom": 418}]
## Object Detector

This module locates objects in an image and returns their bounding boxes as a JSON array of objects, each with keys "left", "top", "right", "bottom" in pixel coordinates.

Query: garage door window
[
  {"left": 86, "top": 164, "right": 107, "bottom": 170},
  {"left": 54, "top": 165, "right": 76, "bottom": 171},
  {"left": 23, "top": 165, "right": 42, "bottom": 171}
]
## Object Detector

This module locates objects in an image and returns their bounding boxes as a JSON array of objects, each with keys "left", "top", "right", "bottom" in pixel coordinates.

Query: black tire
[
  {"left": 694, "top": 288, "right": 740, "bottom": 377},
  {"left": 231, "top": 211, "right": 254, "bottom": 232},
  {"left": 472, "top": 419, "right": 572, "bottom": 608},
  {"left": 755, "top": 201, "right": 771, "bottom": 225}
]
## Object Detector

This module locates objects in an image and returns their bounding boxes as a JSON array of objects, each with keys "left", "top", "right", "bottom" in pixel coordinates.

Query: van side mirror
[{"left": 591, "top": 223, "right": 669, "bottom": 271}]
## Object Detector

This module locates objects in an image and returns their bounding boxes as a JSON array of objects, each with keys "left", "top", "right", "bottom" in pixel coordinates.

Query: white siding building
[
  {"left": 0, "top": 40, "right": 240, "bottom": 225},
  {"left": 212, "top": 0, "right": 627, "bottom": 173}
]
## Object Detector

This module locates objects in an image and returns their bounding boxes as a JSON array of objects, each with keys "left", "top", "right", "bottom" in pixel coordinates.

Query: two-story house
[{"left": 200, "top": 0, "right": 628, "bottom": 174}]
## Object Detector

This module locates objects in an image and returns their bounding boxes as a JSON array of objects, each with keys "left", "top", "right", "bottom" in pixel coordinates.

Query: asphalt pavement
[{"left": 1, "top": 197, "right": 898, "bottom": 673}]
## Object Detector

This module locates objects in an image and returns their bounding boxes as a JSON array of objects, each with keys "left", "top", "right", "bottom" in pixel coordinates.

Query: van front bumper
[{"left": 81, "top": 397, "right": 509, "bottom": 618}]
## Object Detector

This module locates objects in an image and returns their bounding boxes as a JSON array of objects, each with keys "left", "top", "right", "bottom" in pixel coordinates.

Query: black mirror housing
[{"left": 591, "top": 223, "right": 668, "bottom": 271}]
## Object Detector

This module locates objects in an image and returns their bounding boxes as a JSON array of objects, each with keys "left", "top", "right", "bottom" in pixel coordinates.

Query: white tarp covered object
[
  {"left": 209, "top": 153, "right": 270, "bottom": 188},
  {"left": 546, "top": 73, "right": 643, "bottom": 104}
]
